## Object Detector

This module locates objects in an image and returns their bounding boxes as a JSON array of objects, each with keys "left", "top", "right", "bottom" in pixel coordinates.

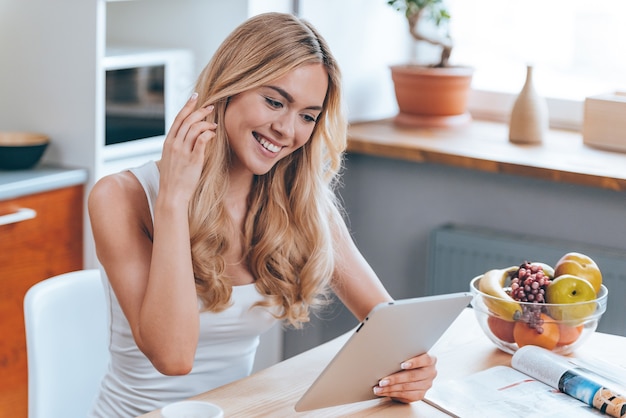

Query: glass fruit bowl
[{"left": 470, "top": 275, "right": 608, "bottom": 355}]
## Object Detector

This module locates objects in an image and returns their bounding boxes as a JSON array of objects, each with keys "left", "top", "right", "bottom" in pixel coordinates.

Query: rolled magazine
[{"left": 512, "top": 345, "right": 626, "bottom": 418}]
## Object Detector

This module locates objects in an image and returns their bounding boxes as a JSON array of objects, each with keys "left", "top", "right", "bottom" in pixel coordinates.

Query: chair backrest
[{"left": 24, "top": 269, "right": 110, "bottom": 418}]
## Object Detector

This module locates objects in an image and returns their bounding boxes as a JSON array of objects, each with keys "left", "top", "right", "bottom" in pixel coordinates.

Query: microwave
[{"left": 103, "top": 47, "right": 194, "bottom": 163}]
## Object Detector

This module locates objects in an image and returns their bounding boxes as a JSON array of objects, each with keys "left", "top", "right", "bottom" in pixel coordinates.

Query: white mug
[{"left": 161, "top": 400, "right": 224, "bottom": 418}]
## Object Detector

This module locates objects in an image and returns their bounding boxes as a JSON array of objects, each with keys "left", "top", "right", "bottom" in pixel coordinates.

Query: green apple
[
  {"left": 546, "top": 274, "right": 597, "bottom": 323},
  {"left": 554, "top": 252, "right": 602, "bottom": 294}
]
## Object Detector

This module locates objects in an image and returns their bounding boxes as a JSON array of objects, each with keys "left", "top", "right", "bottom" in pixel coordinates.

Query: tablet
[{"left": 294, "top": 292, "right": 472, "bottom": 412}]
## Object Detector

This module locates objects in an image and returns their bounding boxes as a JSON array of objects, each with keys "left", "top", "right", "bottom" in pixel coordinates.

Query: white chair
[{"left": 24, "top": 269, "right": 110, "bottom": 418}]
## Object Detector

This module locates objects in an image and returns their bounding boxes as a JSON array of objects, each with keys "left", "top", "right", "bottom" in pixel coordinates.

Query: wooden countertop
[
  {"left": 140, "top": 308, "right": 626, "bottom": 417},
  {"left": 347, "top": 119, "right": 626, "bottom": 192}
]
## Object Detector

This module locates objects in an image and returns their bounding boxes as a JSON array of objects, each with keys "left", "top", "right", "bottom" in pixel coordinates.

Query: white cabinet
[{"left": 0, "top": 183, "right": 85, "bottom": 418}]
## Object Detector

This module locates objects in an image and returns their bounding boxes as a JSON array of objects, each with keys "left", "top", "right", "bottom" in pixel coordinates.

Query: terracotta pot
[{"left": 390, "top": 65, "right": 474, "bottom": 127}]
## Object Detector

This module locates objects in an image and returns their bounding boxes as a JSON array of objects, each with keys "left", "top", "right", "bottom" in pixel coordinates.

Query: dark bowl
[{"left": 0, "top": 132, "right": 50, "bottom": 170}]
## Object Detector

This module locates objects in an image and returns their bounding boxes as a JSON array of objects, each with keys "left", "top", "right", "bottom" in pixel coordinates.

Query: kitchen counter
[
  {"left": 0, "top": 165, "right": 88, "bottom": 200},
  {"left": 347, "top": 119, "right": 626, "bottom": 192}
]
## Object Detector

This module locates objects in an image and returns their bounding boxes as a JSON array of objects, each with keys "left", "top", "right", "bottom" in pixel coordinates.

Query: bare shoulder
[
  {"left": 88, "top": 170, "right": 151, "bottom": 233},
  {"left": 89, "top": 171, "right": 143, "bottom": 211},
  {"left": 90, "top": 170, "right": 139, "bottom": 200}
]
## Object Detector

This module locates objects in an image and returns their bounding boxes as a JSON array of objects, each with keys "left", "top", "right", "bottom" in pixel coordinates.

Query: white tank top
[{"left": 90, "top": 161, "right": 279, "bottom": 417}]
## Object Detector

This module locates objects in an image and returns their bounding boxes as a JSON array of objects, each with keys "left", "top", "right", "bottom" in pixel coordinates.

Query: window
[{"left": 448, "top": 0, "right": 626, "bottom": 130}]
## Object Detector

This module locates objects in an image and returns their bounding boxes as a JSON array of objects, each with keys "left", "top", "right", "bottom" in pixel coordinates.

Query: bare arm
[
  {"left": 88, "top": 94, "right": 217, "bottom": 375},
  {"left": 330, "top": 216, "right": 393, "bottom": 321},
  {"left": 331, "top": 215, "right": 437, "bottom": 403}
]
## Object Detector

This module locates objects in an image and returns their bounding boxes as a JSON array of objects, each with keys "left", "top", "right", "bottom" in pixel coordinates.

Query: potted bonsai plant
[{"left": 387, "top": 0, "right": 473, "bottom": 127}]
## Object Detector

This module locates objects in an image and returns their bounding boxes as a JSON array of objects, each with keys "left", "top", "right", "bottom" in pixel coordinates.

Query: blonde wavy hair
[{"left": 188, "top": 12, "right": 347, "bottom": 328}]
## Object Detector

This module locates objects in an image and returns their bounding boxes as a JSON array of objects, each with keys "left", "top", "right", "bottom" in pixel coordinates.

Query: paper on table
[
  {"left": 426, "top": 346, "right": 626, "bottom": 418},
  {"left": 425, "top": 366, "right": 604, "bottom": 418},
  {"left": 568, "top": 355, "right": 626, "bottom": 392}
]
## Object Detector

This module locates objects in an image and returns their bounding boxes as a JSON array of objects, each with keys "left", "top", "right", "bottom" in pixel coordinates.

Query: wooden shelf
[{"left": 347, "top": 119, "right": 626, "bottom": 192}]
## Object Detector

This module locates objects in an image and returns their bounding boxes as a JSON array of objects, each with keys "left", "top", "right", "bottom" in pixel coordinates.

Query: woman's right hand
[
  {"left": 158, "top": 92, "right": 217, "bottom": 204},
  {"left": 135, "top": 93, "right": 217, "bottom": 373}
]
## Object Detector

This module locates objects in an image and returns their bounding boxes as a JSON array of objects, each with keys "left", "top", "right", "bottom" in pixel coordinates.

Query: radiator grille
[{"left": 428, "top": 224, "right": 626, "bottom": 337}]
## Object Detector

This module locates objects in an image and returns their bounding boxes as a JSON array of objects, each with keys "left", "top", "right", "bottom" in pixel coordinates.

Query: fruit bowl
[{"left": 470, "top": 275, "right": 608, "bottom": 355}]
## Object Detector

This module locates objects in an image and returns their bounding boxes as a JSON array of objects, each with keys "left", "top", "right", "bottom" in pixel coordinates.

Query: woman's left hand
[{"left": 372, "top": 352, "right": 437, "bottom": 403}]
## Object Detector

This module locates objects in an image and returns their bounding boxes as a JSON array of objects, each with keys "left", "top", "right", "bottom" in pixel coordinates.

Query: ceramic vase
[{"left": 508, "top": 65, "right": 549, "bottom": 144}]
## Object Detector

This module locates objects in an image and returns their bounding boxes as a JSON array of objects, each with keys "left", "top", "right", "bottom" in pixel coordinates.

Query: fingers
[
  {"left": 166, "top": 93, "right": 216, "bottom": 147},
  {"left": 181, "top": 106, "right": 215, "bottom": 151},
  {"left": 372, "top": 353, "right": 437, "bottom": 403},
  {"left": 186, "top": 119, "right": 215, "bottom": 165},
  {"left": 168, "top": 92, "right": 202, "bottom": 139},
  {"left": 400, "top": 352, "right": 437, "bottom": 371},
  {"left": 158, "top": 93, "right": 217, "bottom": 200}
]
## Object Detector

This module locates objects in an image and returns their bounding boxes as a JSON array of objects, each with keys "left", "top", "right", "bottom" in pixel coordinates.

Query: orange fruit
[
  {"left": 487, "top": 315, "right": 516, "bottom": 343},
  {"left": 513, "top": 313, "right": 560, "bottom": 350},
  {"left": 557, "top": 323, "right": 584, "bottom": 346}
]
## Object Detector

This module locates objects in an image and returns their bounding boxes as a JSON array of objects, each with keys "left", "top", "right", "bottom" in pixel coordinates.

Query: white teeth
[{"left": 257, "top": 136, "right": 281, "bottom": 153}]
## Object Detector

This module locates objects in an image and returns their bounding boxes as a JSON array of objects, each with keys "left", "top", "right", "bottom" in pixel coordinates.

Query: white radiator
[{"left": 427, "top": 224, "right": 626, "bottom": 337}]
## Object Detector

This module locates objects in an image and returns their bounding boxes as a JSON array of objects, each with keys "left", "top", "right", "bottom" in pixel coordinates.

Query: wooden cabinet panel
[{"left": 0, "top": 185, "right": 84, "bottom": 418}]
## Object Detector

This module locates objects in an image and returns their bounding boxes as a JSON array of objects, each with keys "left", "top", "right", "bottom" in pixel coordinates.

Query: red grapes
[
  {"left": 509, "top": 261, "right": 552, "bottom": 303},
  {"left": 508, "top": 261, "right": 553, "bottom": 333}
]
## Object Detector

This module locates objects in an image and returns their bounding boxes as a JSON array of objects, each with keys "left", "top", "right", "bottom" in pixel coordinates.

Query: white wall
[
  {"left": 107, "top": 0, "right": 249, "bottom": 78},
  {"left": 109, "top": 0, "right": 415, "bottom": 125},
  {"left": 0, "top": 0, "right": 101, "bottom": 169},
  {"left": 250, "top": 0, "right": 411, "bottom": 122}
]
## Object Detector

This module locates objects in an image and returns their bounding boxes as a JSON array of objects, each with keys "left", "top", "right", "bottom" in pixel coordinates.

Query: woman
[{"left": 88, "top": 12, "right": 436, "bottom": 417}]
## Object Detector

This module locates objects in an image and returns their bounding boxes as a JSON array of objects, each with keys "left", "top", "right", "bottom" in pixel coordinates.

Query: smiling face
[{"left": 223, "top": 63, "right": 329, "bottom": 177}]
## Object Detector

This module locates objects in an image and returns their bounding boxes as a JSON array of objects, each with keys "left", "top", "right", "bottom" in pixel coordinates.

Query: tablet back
[{"left": 294, "top": 292, "right": 472, "bottom": 412}]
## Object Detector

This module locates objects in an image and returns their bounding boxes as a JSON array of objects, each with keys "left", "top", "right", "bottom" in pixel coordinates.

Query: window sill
[{"left": 347, "top": 119, "right": 626, "bottom": 192}]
